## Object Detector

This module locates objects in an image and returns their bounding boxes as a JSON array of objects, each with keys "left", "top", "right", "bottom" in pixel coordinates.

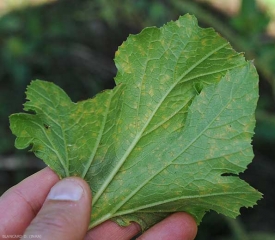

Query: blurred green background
[{"left": 0, "top": 0, "right": 275, "bottom": 239}]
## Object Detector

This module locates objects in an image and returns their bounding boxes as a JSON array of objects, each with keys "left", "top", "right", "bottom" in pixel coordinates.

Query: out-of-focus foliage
[{"left": 1, "top": 0, "right": 275, "bottom": 239}]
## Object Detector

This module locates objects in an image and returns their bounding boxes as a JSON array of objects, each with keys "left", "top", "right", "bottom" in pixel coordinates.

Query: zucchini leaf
[{"left": 9, "top": 14, "right": 262, "bottom": 230}]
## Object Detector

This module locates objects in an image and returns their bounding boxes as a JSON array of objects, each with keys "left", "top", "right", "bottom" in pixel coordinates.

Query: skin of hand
[{"left": 0, "top": 167, "right": 197, "bottom": 240}]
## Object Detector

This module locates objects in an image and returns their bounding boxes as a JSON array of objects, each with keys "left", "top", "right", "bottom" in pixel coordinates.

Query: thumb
[{"left": 24, "top": 177, "right": 92, "bottom": 240}]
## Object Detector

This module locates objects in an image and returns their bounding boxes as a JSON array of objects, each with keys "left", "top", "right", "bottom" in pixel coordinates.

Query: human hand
[{"left": 0, "top": 167, "right": 197, "bottom": 239}]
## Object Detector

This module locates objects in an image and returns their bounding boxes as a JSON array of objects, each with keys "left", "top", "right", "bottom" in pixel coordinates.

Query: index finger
[{"left": 0, "top": 167, "right": 59, "bottom": 235}]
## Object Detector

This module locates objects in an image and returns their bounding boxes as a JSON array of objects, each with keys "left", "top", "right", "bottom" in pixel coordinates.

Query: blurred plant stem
[{"left": 224, "top": 217, "right": 249, "bottom": 240}]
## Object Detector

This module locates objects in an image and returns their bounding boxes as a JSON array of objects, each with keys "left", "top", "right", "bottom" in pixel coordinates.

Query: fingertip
[
  {"left": 24, "top": 177, "right": 92, "bottom": 240},
  {"left": 138, "top": 212, "right": 197, "bottom": 240},
  {"left": 169, "top": 212, "right": 198, "bottom": 240},
  {"left": 0, "top": 167, "right": 60, "bottom": 235},
  {"left": 46, "top": 177, "right": 92, "bottom": 202},
  {"left": 85, "top": 220, "right": 141, "bottom": 240}
]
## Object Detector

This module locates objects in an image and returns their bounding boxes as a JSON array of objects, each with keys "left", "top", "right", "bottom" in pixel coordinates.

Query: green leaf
[{"left": 9, "top": 14, "right": 262, "bottom": 230}]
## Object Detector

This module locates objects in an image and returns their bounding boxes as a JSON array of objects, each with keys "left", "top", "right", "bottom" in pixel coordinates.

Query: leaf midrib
[
  {"left": 28, "top": 86, "right": 70, "bottom": 177},
  {"left": 109, "top": 65, "right": 249, "bottom": 219},
  {"left": 113, "top": 190, "right": 258, "bottom": 216},
  {"left": 92, "top": 41, "right": 229, "bottom": 204},
  {"left": 81, "top": 85, "right": 123, "bottom": 179},
  {"left": 89, "top": 189, "right": 256, "bottom": 228},
  {"left": 32, "top": 120, "right": 69, "bottom": 176}
]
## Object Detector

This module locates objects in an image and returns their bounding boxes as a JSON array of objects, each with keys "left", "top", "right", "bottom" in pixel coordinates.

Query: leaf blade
[{"left": 9, "top": 14, "right": 261, "bottom": 231}]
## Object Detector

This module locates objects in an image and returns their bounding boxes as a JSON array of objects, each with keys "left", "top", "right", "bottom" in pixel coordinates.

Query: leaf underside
[{"left": 9, "top": 14, "right": 262, "bottom": 231}]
